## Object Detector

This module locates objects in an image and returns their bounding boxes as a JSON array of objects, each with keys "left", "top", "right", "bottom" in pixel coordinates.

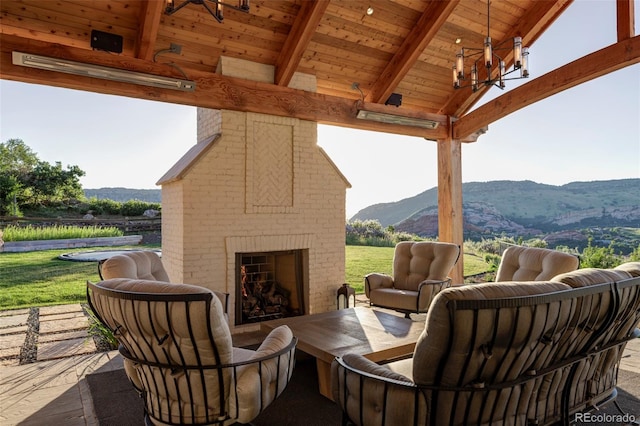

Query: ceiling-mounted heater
[
  {"left": 356, "top": 109, "right": 439, "bottom": 129},
  {"left": 12, "top": 51, "right": 196, "bottom": 92}
]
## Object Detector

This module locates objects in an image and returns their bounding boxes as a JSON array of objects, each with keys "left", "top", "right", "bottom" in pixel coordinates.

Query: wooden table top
[{"left": 260, "top": 307, "right": 425, "bottom": 364}]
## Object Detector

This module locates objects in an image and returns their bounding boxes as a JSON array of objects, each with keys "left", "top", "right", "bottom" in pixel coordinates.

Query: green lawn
[
  {"left": 0, "top": 244, "right": 490, "bottom": 310},
  {"left": 0, "top": 246, "right": 155, "bottom": 310}
]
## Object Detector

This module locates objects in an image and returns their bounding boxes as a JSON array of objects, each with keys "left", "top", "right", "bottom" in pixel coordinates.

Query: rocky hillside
[{"left": 352, "top": 179, "right": 640, "bottom": 252}]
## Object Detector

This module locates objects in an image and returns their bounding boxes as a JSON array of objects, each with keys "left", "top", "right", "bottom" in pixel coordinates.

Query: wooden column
[{"left": 437, "top": 124, "right": 464, "bottom": 285}]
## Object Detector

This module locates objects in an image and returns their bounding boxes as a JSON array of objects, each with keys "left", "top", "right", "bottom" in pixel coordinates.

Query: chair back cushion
[
  {"left": 412, "top": 281, "right": 577, "bottom": 425},
  {"left": 101, "top": 251, "right": 170, "bottom": 282},
  {"left": 412, "top": 281, "right": 573, "bottom": 386},
  {"left": 551, "top": 267, "right": 632, "bottom": 287},
  {"left": 392, "top": 241, "right": 459, "bottom": 290},
  {"left": 87, "top": 278, "right": 233, "bottom": 425},
  {"left": 232, "top": 325, "right": 296, "bottom": 423},
  {"left": 495, "top": 246, "right": 579, "bottom": 282},
  {"left": 614, "top": 261, "right": 640, "bottom": 277}
]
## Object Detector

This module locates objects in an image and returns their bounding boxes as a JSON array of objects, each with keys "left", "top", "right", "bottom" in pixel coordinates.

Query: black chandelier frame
[{"left": 165, "top": 0, "right": 250, "bottom": 23}]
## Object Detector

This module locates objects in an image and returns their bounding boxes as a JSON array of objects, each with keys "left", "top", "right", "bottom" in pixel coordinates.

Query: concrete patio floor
[{"left": 1, "top": 303, "right": 639, "bottom": 425}]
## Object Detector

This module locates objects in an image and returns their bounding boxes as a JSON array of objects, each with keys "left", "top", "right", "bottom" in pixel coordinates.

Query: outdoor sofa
[{"left": 332, "top": 263, "right": 640, "bottom": 426}]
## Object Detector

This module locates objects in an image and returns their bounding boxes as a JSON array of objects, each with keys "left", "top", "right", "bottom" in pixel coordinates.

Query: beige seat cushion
[
  {"left": 551, "top": 268, "right": 633, "bottom": 287},
  {"left": 232, "top": 325, "right": 295, "bottom": 423},
  {"left": 101, "top": 251, "right": 170, "bottom": 282},
  {"left": 392, "top": 241, "right": 459, "bottom": 290},
  {"left": 614, "top": 261, "right": 640, "bottom": 277},
  {"left": 495, "top": 246, "right": 579, "bottom": 282},
  {"left": 412, "top": 281, "right": 573, "bottom": 386}
]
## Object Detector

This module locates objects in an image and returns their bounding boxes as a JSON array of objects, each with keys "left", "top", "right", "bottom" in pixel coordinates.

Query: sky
[{"left": 1, "top": 1, "right": 639, "bottom": 218}]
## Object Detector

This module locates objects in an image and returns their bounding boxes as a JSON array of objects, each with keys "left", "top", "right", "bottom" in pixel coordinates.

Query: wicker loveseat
[{"left": 332, "top": 264, "right": 640, "bottom": 426}]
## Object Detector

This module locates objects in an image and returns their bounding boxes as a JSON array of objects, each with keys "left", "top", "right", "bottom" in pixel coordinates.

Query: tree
[
  {"left": 0, "top": 139, "right": 38, "bottom": 215},
  {"left": 0, "top": 139, "right": 85, "bottom": 215}
]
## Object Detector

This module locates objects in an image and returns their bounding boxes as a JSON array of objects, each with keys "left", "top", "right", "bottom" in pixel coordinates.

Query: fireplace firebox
[{"left": 235, "top": 250, "right": 306, "bottom": 325}]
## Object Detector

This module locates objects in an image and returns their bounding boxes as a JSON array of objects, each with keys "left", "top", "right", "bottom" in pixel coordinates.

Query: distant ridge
[
  {"left": 351, "top": 179, "right": 640, "bottom": 251},
  {"left": 352, "top": 179, "right": 640, "bottom": 227},
  {"left": 84, "top": 187, "right": 161, "bottom": 203}
]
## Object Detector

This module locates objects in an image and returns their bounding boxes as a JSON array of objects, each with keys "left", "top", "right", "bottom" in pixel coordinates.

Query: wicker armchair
[
  {"left": 365, "top": 241, "right": 460, "bottom": 318},
  {"left": 87, "top": 278, "right": 297, "bottom": 425}
]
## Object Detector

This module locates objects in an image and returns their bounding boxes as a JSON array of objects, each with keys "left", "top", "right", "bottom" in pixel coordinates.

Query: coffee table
[{"left": 260, "top": 306, "right": 424, "bottom": 399}]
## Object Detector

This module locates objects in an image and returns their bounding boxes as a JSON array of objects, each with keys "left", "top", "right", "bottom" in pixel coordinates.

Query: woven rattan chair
[
  {"left": 365, "top": 241, "right": 460, "bottom": 318},
  {"left": 87, "top": 278, "right": 297, "bottom": 425}
]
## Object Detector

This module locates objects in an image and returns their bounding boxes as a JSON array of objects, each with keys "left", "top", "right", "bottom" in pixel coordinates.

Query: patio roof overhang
[{"left": 1, "top": 0, "right": 638, "bottom": 282}]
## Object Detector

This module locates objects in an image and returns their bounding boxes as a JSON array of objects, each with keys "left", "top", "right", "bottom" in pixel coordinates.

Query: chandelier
[
  {"left": 165, "top": 0, "right": 250, "bottom": 23},
  {"left": 453, "top": 0, "right": 529, "bottom": 92}
]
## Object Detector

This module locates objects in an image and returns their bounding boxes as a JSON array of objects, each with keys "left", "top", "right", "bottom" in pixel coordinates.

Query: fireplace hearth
[{"left": 235, "top": 250, "right": 305, "bottom": 325}]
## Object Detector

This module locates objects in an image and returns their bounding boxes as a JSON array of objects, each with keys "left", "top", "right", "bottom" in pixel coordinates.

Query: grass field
[{"left": 0, "top": 244, "right": 490, "bottom": 310}]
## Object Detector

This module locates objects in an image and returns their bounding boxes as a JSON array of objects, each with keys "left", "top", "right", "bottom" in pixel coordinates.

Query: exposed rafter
[
  {"left": 364, "top": 0, "right": 459, "bottom": 104},
  {"left": 136, "top": 0, "right": 164, "bottom": 61},
  {"left": 275, "top": 0, "right": 329, "bottom": 87},
  {"left": 617, "top": 0, "right": 636, "bottom": 41}
]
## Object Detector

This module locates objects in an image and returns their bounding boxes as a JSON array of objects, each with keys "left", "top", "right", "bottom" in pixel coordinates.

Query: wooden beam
[
  {"left": 453, "top": 35, "right": 640, "bottom": 140},
  {"left": 0, "top": 33, "right": 449, "bottom": 140},
  {"left": 437, "top": 121, "right": 464, "bottom": 285},
  {"left": 275, "top": 0, "right": 329, "bottom": 87},
  {"left": 365, "top": 0, "right": 459, "bottom": 104},
  {"left": 441, "top": 0, "right": 573, "bottom": 117},
  {"left": 137, "top": 0, "right": 164, "bottom": 61},
  {"left": 617, "top": 0, "right": 636, "bottom": 41}
]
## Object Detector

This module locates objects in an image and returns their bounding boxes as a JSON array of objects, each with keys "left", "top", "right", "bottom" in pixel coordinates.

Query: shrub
[
  {"left": 580, "top": 238, "right": 624, "bottom": 268},
  {"left": 87, "top": 197, "right": 121, "bottom": 215},
  {"left": 85, "top": 306, "right": 118, "bottom": 350},
  {"left": 121, "top": 199, "right": 160, "bottom": 216},
  {"left": 346, "top": 219, "right": 424, "bottom": 247}
]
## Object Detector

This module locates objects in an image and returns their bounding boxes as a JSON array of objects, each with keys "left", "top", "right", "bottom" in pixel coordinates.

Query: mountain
[
  {"left": 352, "top": 179, "right": 640, "bottom": 249},
  {"left": 84, "top": 187, "right": 161, "bottom": 203}
]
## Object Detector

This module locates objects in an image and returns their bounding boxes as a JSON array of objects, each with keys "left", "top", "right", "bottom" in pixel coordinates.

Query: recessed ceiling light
[
  {"left": 455, "top": 38, "right": 462, "bottom": 44},
  {"left": 366, "top": 6, "right": 374, "bottom": 15}
]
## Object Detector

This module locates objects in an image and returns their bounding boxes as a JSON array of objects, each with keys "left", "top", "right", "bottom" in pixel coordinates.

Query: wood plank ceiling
[{"left": 1, "top": 0, "right": 638, "bottom": 140}]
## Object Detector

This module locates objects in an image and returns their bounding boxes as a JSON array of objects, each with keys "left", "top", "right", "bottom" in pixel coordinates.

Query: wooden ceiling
[{"left": 1, "top": 0, "right": 638, "bottom": 140}]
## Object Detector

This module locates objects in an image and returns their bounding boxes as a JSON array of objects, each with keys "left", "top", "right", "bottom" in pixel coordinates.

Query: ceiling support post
[{"left": 437, "top": 120, "right": 464, "bottom": 285}]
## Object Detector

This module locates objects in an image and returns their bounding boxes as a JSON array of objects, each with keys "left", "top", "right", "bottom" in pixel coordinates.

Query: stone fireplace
[{"left": 157, "top": 58, "right": 350, "bottom": 331}]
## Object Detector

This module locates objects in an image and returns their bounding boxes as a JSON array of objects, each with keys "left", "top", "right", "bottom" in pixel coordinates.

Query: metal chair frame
[{"left": 87, "top": 281, "right": 297, "bottom": 426}]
